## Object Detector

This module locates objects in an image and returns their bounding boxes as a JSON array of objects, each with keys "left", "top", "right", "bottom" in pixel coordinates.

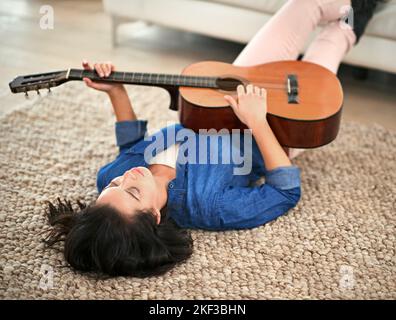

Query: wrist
[
  {"left": 107, "top": 85, "right": 125, "bottom": 97},
  {"left": 247, "top": 118, "right": 269, "bottom": 133}
]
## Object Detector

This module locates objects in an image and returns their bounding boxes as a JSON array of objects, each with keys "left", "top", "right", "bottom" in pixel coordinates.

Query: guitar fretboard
[{"left": 68, "top": 69, "right": 218, "bottom": 88}]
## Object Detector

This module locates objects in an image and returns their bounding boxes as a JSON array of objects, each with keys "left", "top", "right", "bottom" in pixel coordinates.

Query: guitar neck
[{"left": 67, "top": 69, "right": 218, "bottom": 89}]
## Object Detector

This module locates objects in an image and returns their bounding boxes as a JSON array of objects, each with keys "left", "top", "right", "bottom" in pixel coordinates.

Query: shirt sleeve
[
  {"left": 216, "top": 166, "right": 301, "bottom": 229},
  {"left": 265, "top": 165, "right": 301, "bottom": 190},
  {"left": 115, "top": 120, "right": 148, "bottom": 152}
]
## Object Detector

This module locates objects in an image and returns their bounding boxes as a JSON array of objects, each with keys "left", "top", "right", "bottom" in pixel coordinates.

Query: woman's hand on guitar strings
[
  {"left": 224, "top": 84, "right": 267, "bottom": 129},
  {"left": 82, "top": 60, "right": 124, "bottom": 94}
]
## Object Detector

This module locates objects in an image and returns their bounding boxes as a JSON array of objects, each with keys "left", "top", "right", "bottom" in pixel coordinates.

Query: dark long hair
[{"left": 43, "top": 198, "right": 193, "bottom": 278}]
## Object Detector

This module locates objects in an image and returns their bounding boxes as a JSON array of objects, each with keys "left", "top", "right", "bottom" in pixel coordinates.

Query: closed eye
[
  {"left": 104, "top": 183, "right": 140, "bottom": 201},
  {"left": 128, "top": 187, "right": 140, "bottom": 201}
]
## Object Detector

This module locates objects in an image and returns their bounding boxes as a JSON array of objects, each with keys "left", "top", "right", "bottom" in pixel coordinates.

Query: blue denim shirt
[{"left": 96, "top": 120, "right": 301, "bottom": 230}]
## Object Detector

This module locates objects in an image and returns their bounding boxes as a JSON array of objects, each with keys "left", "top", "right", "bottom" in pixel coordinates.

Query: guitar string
[{"left": 77, "top": 70, "right": 289, "bottom": 90}]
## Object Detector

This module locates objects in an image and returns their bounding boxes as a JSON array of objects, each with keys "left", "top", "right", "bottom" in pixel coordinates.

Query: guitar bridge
[{"left": 287, "top": 74, "right": 298, "bottom": 104}]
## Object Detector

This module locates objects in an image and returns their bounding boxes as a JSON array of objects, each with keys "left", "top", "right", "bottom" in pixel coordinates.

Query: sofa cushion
[
  {"left": 201, "top": 0, "right": 287, "bottom": 13},
  {"left": 367, "top": 0, "right": 396, "bottom": 40},
  {"left": 201, "top": 0, "right": 396, "bottom": 39},
  {"left": 103, "top": 0, "right": 396, "bottom": 40}
]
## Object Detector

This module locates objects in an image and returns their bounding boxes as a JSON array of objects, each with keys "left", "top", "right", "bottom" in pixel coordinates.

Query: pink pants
[{"left": 232, "top": 0, "right": 356, "bottom": 158}]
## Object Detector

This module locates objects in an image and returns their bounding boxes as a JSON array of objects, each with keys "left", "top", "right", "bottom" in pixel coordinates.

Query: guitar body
[{"left": 178, "top": 60, "right": 343, "bottom": 148}]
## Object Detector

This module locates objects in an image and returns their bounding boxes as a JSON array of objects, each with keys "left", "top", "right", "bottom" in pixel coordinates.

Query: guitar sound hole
[{"left": 216, "top": 77, "right": 244, "bottom": 91}]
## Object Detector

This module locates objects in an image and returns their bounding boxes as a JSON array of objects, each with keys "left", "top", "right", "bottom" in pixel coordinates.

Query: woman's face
[{"left": 96, "top": 166, "right": 161, "bottom": 224}]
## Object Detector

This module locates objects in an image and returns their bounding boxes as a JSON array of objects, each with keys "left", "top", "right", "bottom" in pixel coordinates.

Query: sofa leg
[
  {"left": 113, "top": 16, "right": 135, "bottom": 47},
  {"left": 352, "top": 66, "right": 369, "bottom": 81},
  {"left": 111, "top": 15, "right": 152, "bottom": 47},
  {"left": 112, "top": 16, "right": 120, "bottom": 48},
  {"left": 112, "top": 15, "right": 136, "bottom": 48}
]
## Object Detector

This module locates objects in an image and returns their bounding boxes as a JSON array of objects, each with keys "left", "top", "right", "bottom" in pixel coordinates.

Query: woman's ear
[{"left": 153, "top": 208, "right": 161, "bottom": 225}]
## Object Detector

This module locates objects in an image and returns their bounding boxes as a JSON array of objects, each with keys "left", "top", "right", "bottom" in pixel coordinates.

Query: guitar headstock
[{"left": 9, "top": 69, "right": 70, "bottom": 95}]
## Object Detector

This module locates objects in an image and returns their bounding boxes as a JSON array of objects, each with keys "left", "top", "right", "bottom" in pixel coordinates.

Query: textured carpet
[{"left": 0, "top": 82, "right": 395, "bottom": 299}]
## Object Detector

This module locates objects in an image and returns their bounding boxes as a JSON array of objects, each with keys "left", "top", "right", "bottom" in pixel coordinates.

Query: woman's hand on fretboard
[{"left": 82, "top": 60, "right": 124, "bottom": 94}]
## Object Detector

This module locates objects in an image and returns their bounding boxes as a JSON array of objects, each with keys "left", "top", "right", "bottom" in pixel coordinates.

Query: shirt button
[{"left": 169, "top": 183, "right": 174, "bottom": 189}]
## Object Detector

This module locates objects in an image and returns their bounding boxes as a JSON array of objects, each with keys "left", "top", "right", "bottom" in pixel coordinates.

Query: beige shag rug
[{"left": 0, "top": 82, "right": 395, "bottom": 300}]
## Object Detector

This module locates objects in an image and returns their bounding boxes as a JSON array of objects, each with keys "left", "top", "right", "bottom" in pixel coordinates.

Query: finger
[
  {"left": 106, "top": 61, "right": 115, "bottom": 73},
  {"left": 93, "top": 63, "right": 99, "bottom": 76},
  {"left": 237, "top": 85, "right": 245, "bottom": 96},
  {"left": 260, "top": 88, "right": 267, "bottom": 97},
  {"left": 254, "top": 86, "right": 261, "bottom": 95},
  {"left": 101, "top": 63, "right": 110, "bottom": 77},
  {"left": 224, "top": 95, "right": 239, "bottom": 110},
  {"left": 246, "top": 84, "right": 254, "bottom": 94},
  {"left": 100, "top": 63, "right": 109, "bottom": 77},
  {"left": 106, "top": 62, "right": 115, "bottom": 75},
  {"left": 82, "top": 60, "right": 93, "bottom": 70},
  {"left": 83, "top": 77, "right": 94, "bottom": 87},
  {"left": 100, "top": 63, "right": 107, "bottom": 76},
  {"left": 94, "top": 63, "right": 105, "bottom": 77},
  {"left": 83, "top": 77, "right": 102, "bottom": 90}
]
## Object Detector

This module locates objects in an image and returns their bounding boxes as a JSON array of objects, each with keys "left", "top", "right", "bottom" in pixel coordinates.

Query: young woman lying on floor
[{"left": 45, "top": 0, "right": 380, "bottom": 277}]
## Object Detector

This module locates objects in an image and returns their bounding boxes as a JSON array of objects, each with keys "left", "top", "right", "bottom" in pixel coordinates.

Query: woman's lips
[{"left": 131, "top": 168, "right": 144, "bottom": 177}]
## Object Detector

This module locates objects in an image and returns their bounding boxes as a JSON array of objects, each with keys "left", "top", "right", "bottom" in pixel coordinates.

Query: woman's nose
[{"left": 122, "top": 170, "right": 137, "bottom": 185}]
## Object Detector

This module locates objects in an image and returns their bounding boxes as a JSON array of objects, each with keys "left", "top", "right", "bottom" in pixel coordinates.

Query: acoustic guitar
[{"left": 9, "top": 60, "right": 343, "bottom": 148}]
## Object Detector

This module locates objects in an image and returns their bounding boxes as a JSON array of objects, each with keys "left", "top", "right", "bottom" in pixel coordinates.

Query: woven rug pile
[{"left": 0, "top": 82, "right": 395, "bottom": 299}]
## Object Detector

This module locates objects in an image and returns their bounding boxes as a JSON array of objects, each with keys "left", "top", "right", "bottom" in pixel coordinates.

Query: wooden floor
[{"left": 1, "top": 0, "right": 395, "bottom": 129}]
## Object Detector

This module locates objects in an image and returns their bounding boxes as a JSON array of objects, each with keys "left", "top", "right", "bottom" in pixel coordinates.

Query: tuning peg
[
  {"left": 25, "top": 91, "right": 29, "bottom": 99},
  {"left": 48, "top": 87, "right": 51, "bottom": 94},
  {"left": 36, "top": 89, "right": 41, "bottom": 96}
]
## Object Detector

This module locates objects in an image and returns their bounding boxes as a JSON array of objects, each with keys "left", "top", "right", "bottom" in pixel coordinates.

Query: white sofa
[{"left": 103, "top": 0, "right": 396, "bottom": 74}]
